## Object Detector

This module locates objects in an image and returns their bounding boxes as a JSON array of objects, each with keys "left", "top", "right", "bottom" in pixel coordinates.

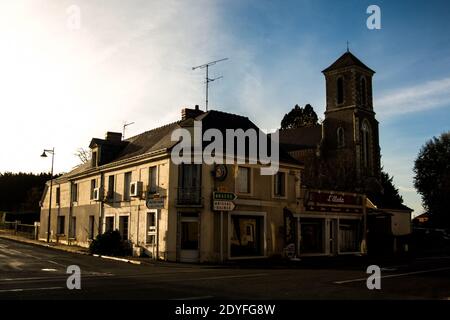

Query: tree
[
  {"left": 280, "top": 104, "right": 318, "bottom": 130},
  {"left": 414, "top": 132, "right": 450, "bottom": 228},
  {"left": 74, "top": 148, "right": 91, "bottom": 164},
  {"left": 367, "top": 169, "right": 404, "bottom": 209}
]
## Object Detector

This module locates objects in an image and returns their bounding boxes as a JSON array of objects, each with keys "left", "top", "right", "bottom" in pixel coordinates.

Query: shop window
[
  {"left": 339, "top": 219, "right": 360, "bottom": 252},
  {"left": 147, "top": 212, "right": 157, "bottom": 245},
  {"left": 230, "top": 215, "right": 263, "bottom": 257}
]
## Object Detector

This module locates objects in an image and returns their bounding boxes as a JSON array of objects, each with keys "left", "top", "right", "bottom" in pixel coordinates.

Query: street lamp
[{"left": 41, "top": 148, "right": 55, "bottom": 243}]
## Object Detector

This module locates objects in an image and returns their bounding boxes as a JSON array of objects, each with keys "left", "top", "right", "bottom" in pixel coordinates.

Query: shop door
[{"left": 179, "top": 215, "right": 199, "bottom": 262}]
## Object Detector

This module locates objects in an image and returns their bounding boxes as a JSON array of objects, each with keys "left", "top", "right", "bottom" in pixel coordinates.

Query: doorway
[{"left": 179, "top": 214, "right": 199, "bottom": 262}]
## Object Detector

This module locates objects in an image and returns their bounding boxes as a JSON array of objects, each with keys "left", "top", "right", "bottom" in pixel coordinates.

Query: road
[{"left": 1, "top": 237, "right": 450, "bottom": 300}]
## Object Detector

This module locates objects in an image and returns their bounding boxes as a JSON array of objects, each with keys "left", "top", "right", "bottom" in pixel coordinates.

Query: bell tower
[{"left": 321, "top": 51, "right": 381, "bottom": 192}]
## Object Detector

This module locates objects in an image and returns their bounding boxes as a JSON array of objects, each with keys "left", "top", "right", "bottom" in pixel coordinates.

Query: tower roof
[{"left": 322, "top": 51, "right": 375, "bottom": 74}]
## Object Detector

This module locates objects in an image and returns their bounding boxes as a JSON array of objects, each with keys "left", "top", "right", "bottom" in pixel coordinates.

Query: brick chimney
[
  {"left": 181, "top": 105, "right": 204, "bottom": 120},
  {"left": 105, "top": 131, "right": 122, "bottom": 143}
]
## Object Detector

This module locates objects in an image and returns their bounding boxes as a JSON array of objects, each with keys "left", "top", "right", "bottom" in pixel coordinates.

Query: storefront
[{"left": 294, "top": 190, "right": 366, "bottom": 257}]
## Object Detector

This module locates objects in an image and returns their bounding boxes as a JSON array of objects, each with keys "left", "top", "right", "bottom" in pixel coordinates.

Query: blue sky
[{"left": 1, "top": 0, "right": 449, "bottom": 215}]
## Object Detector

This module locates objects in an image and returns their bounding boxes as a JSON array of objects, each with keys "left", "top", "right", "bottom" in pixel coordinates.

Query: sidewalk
[{"left": 0, "top": 230, "right": 90, "bottom": 255}]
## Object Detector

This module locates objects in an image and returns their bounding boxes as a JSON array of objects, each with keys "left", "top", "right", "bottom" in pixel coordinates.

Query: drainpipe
[{"left": 99, "top": 172, "right": 105, "bottom": 235}]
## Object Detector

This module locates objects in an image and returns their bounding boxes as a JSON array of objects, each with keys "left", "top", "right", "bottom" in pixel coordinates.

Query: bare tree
[{"left": 74, "top": 148, "right": 91, "bottom": 164}]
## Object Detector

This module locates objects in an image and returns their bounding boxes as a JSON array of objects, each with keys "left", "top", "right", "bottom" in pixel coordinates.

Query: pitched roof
[
  {"left": 56, "top": 109, "right": 302, "bottom": 181},
  {"left": 279, "top": 125, "right": 322, "bottom": 151},
  {"left": 322, "top": 51, "right": 375, "bottom": 74}
]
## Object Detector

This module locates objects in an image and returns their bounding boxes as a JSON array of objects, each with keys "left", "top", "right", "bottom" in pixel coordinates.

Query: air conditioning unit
[
  {"left": 130, "top": 181, "right": 143, "bottom": 197},
  {"left": 93, "top": 187, "right": 102, "bottom": 201}
]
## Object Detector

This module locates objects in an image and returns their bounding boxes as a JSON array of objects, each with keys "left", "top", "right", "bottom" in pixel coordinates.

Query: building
[{"left": 39, "top": 108, "right": 304, "bottom": 262}]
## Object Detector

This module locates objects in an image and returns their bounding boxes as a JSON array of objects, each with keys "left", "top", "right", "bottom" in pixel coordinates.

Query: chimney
[
  {"left": 181, "top": 105, "right": 204, "bottom": 120},
  {"left": 105, "top": 131, "right": 122, "bottom": 143}
]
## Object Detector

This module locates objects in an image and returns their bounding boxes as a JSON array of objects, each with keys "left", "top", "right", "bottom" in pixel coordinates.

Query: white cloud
[{"left": 376, "top": 77, "right": 450, "bottom": 117}]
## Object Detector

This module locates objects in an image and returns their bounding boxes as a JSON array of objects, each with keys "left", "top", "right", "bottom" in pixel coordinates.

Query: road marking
[
  {"left": 334, "top": 267, "right": 450, "bottom": 284},
  {"left": 0, "top": 286, "right": 64, "bottom": 293},
  {"left": 172, "top": 295, "right": 214, "bottom": 300},
  {"left": 41, "top": 268, "right": 58, "bottom": 272}
]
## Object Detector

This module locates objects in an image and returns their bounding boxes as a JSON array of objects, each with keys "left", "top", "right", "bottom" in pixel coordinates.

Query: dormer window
[{"left": 92, "top": 151, "right": 97, "bottom": 167}]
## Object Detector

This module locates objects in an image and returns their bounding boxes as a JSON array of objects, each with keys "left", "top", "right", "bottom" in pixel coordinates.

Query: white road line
[
  {"left": 0, "top": 286, "right": 64, "bottom": 293},
  {"left": 172, "top": 295, "right": 214, "bottom": 300},
  {"left": 334, "top": 267, "right": 450, "bottom": 284}
]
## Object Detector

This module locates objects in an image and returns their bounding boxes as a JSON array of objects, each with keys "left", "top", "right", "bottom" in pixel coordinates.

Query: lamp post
[{"left": 41, "top": 148, "right": 55, "bottom": 243}]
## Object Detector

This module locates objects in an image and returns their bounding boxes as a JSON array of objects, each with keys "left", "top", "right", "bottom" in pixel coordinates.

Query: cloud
[{"left": 376, "top": 77, "right": 450, "bottom": 117}]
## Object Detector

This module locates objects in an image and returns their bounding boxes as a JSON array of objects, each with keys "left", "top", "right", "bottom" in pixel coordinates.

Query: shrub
[{"left": 89, "top": 230, "right": 132, "bottom": 256}]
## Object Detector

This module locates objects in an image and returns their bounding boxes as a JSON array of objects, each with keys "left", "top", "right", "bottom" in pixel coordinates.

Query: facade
[
  {"left": 40, "top": 51, "right": 411, "bottom": 261},
  {"left": 39, "top": 108, "right": 304, "bottom": 262}
]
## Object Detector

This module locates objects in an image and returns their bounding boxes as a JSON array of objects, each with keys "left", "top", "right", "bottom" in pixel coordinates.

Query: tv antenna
[
  {"left": 192, "top": 58, "right": 228, "bottom": 111},
  {"left": 122, "top": 121, "right": 135, "bottom": 139}
]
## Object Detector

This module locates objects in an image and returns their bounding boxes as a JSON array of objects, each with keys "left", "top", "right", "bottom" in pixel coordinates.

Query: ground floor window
[
  {"left": 119, "top": 216, "right": 129, "bottom": 241},
  {"left": 300, "top": 218, "right": 324, "bottom": 254},
  {"left": 230, "top": 215, "right": 263, "bottom": 257},
  {"left": 105, "top": 216, "right": 114, "bottom": 233},
  {"left": 57, "top": 216, "right": 65, "bottom": 235},
  {"left": 339, "top": 219, "right": 361, "bottom": 252},
  {"left": 88, "top": 216, "right": 95, "bottom": 240},
  {"left": 146, "top": 212, "right": 157, "bottom": 245}
]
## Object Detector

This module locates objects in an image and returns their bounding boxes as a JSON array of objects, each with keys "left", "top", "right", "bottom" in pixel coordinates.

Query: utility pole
[{"left": 192, "top": 58, "right": 228, "bottom": 111}]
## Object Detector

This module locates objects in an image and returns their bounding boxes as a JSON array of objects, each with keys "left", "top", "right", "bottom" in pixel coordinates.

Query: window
[
  {"left": 273, "top": 171, "right": 286, "bottom": 197},
  {"left": 337, "top": 77, "right": 344, "bottom": 105},
  {"left": 361, "top": 120, "right": 371, "bottom": 168},
  {"left": 107, "top": 175, "right": 115, "bottom": 200},
  {"left": 71, "top": 183, "right": 78, "bottom": 203},
  {"left": 69, "top": 217, "right": 76, "bottom": 238},
  {"left": 146, "top": 212, "right": 157, "bottom": 244},
  {"left": 55, "top": 187, "right": 60, "bottom": 206},
  {"left": 237, "top": 167, "right": 251, "bottom": 194},
  {"left": 360, "top": 77, "right": 367, "bottom": 106},
  {"left": 124, "top": 172, "right": 132, "bottom": 201},
  {"left": 90, "top": 179, "right": 97, "bottom": 200},
  {"left": 105, "top": 216, "right": 114, "bottom": 233},
  {"left": 177, "top": 164, "right": 202, "bottom": 205},
  {"left": 88, "top": 216, "right": 95, "bottom": 240},
  {"left": 92, "top": 151, "right": 97, "bottom": 167},
  {"left": 57, "top": 216, "right": 65, "bottom": 235},
  {"left": 337, "top": 127, "right": 345, "bottom": 147},
  {"left": 230, "top": 215, "right": 263, "bottom": 257},
  {"left": 119, "top": 216, "right": 129, "bottom": 241},
  {"left": 148, "top": 166, "right": 158, "bottom": 194}
]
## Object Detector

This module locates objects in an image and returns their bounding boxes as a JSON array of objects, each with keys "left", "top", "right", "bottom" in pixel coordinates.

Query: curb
[{"left": 0, "top": 234, "right": 141, "bottom": 265}]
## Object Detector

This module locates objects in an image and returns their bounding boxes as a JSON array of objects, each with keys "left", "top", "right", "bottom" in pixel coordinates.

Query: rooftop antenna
[
  {"left": 192, "top": 58, "right": 228, "bottom": 111},
  {"left": 122, "top": 121, "right": 134, "bottom": 139}
]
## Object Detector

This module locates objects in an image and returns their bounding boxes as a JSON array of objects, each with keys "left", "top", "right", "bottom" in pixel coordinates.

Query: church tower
[{"left": 321, "top": 51, "right": 381, "bottom": 192}]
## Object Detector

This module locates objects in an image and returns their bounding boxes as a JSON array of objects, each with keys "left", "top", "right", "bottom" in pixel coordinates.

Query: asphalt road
[{"left": 1, "top": 237, "right": 450, "bottom": 300}]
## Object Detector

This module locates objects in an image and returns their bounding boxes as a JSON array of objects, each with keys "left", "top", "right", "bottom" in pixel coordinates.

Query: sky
[{"left": 1, "top": 0, "right": 449, "bottom": 216}]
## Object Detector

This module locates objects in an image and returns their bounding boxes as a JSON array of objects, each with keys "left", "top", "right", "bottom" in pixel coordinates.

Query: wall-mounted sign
[
  {"left": 212, "top": 192, "right": 237, "bottom": 211},
  {"left": 307, "top": 191, "right": 362, "bottom": 206},
  {"left": 146, "top": 196, "right": 165, "bottom": 209}
]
